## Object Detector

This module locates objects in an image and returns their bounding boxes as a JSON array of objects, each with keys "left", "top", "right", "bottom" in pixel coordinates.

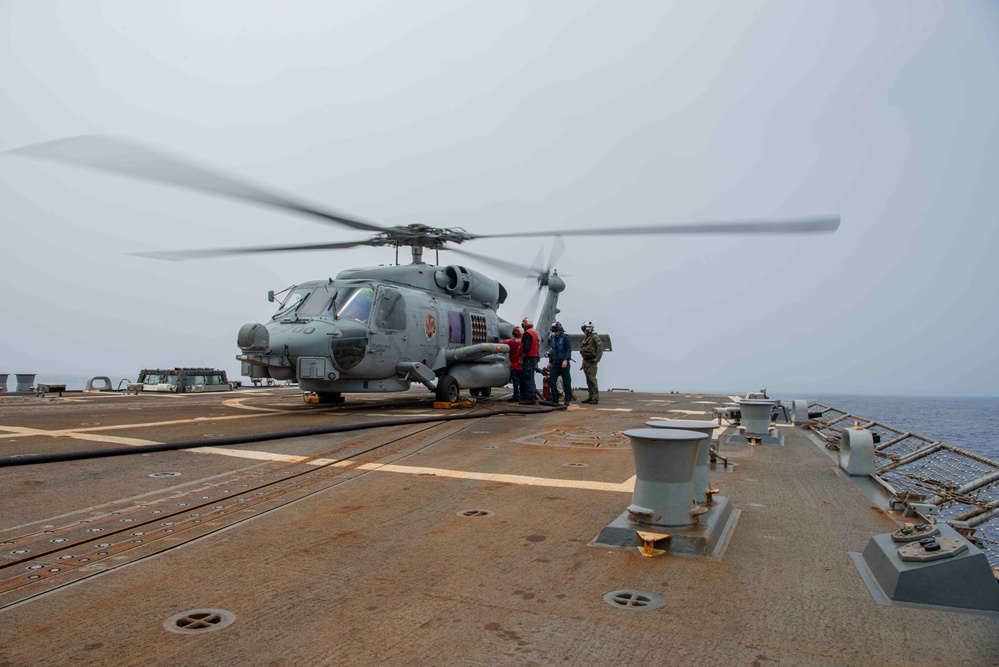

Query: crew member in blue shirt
[{"left": 547, "top": 321, "right": 573, "bottom": 405}]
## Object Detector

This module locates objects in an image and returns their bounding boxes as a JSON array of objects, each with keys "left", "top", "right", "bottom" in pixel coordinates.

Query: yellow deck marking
[
  {"left": 65, "top": 433, "right": 160, "bottom": 446},
  {"left": 2, "top": 410, "right": 637, "bottom": 492},
  {"left": 0, "top": 411, "right": 282, "bottom": 440},
  {"left": 222, "top": 398, "right": 284, "bottom": 413},
  {"left": 0, "top": 426, "right": 49, "bottom": 436},
  {"left": 365, "top": 412, "right": 439, "bottom": 417},
  {"left": 185, "top": 447, "right": 633, "bottom": 492},
  {"left": 189, "top": 448, "right": 311, "bottom": 462},
  {"left": 348, "top": 461, "right": 633, "bottom": 492}
]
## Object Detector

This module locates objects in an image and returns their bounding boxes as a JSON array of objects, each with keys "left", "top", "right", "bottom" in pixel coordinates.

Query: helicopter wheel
[
  {"left": 316, "top": 392, "right": 344, "bottom": 404},
  {"left": 479, "top": 387, "right": 491, "bottom": 397},
  {"left": 469, "top": 388, "right": 480, "bottom": 397},
  {"left": 436, "top": 375, "right": 460, "bottom": 403}
]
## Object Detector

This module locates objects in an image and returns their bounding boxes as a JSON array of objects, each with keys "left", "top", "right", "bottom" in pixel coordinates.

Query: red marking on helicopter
[{"left": 425, "top": 314, "right": 437, "bottom": 341}]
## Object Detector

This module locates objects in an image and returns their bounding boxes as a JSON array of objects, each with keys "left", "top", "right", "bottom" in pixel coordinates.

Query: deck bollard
[
  {"left": 86, "top": 376, "right": 113, "bottom": 392},
  {"left": 15, "top": 374, "right": 36, "bottom": 393},
  {"left": 738, "top": 398, "right": 775, "bottom": 436},
  {"left": 645, "top": 420, "right": 718, "bottom": 504},
  {"left": 0, "top": 374, "right": 7, "bottom": 392},
  {"left": 623, "top": 428, "right": 709, "bottom": 528},
  {"left": 839, "top": 425, "right": 876, "bottom": 476},
  {"left": 791, "top": 399, "right": 810, "bottom": 425}
]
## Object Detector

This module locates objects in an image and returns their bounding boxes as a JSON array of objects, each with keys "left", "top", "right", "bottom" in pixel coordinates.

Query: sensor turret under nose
[{"left": 237, "top": 323, "right": 270, "bottom": 351}]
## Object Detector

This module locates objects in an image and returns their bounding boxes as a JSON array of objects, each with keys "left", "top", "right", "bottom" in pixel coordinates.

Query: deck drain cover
[
  {"left": 603, "top": 590, "right": 665, "bottom": 611},
  {"left": 164, "top": 608, "right": 236, "bottom": 635},
  {"left": 148, "top": 472, "right": 182, "bottom": 478},
  {"left": 457, "top": 509, "right": 495, "bottom": 518}
]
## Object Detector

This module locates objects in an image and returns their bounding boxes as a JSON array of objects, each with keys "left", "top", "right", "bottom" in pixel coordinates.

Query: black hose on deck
[{"left": 0, "top": 404, "right": 566, "bottom": 468}]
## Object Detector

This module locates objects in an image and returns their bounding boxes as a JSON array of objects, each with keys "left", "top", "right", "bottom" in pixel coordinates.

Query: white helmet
[{"left": 581, "top": 321, "right": 594, "bottom": 333}]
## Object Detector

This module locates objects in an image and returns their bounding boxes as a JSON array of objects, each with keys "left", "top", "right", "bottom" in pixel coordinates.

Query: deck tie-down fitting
[{"left": 636, "top": 531, "right": 671, "bottom": 557}]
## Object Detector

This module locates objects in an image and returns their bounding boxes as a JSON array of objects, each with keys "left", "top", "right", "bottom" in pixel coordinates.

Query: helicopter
[{"left": 8, "top": 135, "right": 840, "bottom": 403}]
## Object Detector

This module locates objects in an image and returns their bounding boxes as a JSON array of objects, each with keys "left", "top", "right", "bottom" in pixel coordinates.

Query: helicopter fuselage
[{"left": 237, "top": 264, "right": 520, "bottom": 397}]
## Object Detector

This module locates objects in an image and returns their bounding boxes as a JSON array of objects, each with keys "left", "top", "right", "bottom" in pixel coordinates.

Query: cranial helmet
[
  {"left": 581, "top": 321, "right": 594, "bottom": 333},
  {"left": 551, "top": 321, "right": 563, "bottom": 332},
  {"left": 512, "top": 326, "right": 522, "bottom": 336},
  {"left": 521, "top": 317, "right": 533, "bottom": 329}
]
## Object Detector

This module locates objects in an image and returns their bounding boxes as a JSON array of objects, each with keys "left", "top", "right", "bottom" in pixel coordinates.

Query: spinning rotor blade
[
  {"left": 528, "top": 247, "right": 545, "bottom": 285},
  {"left": 475, "top": 215, "right": 840, "bottom": 239},
  {"left": 445, "top": 247, "right": 539, "bottom": 277},
  {"left": 134, "top": 239, "right": 373, "bottom": 261},
  {"left": 546, "top": 235, "right": 565, "bottom": 273},
  {"left": 9, "top": 135, "right": 388, "bottom": 234}
]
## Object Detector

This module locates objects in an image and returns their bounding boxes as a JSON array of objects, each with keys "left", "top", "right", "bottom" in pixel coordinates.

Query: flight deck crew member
[
  {"left": 503, "top": 326, "right": 523, "bottom": 402},
  {"left": 519, "top": 318, "right": 540, "bottom": 404},
  {"left": 579, "top": 321, "right": 604, "bottom": 404},
  {"left": 548, "top": 321, "right": 573, "bottom": 405}
]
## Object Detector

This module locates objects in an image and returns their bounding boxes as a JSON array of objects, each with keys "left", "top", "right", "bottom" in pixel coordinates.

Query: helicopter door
[
  {"left": 417, "top": 302, "right": 444, "bottom": 367},
  {"left": 369, "top": 287, "right": 408, "bottom": 377}
]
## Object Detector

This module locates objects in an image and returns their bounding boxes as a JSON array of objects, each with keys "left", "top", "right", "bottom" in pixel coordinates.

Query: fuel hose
[{"left": 0, "top": 403, "right": 567, "bottom": 468}]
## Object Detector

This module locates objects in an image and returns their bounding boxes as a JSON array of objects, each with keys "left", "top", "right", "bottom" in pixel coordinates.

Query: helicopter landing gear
[
  {"left": 436, "top": 376, "right": 460, "bottom": 403},
  {"left": 470, "top": 387, "right": 492, "bottom": 398}
]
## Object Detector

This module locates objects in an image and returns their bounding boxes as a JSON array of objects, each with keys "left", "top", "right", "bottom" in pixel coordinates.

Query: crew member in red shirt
[
  {"left": 519, "top": 318, "right": 541, "bottom": 404},
  {"left": 502, "top": 326, "right": 523, "bottom": 402}
]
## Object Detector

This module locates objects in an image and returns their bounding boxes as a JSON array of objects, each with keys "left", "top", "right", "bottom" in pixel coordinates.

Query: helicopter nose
[{"left": 237, "top": 323, "right": 270, "bottom": 351}]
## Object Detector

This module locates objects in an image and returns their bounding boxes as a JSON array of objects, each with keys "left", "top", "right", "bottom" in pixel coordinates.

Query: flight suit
[{"left": 580, "top": 331, "right": 604, "bottom": 403}]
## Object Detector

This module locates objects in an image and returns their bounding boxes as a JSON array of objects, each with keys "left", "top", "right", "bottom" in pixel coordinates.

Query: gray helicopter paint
[{"left": 238, "top": 264, "right": 526, "bottom": 396}]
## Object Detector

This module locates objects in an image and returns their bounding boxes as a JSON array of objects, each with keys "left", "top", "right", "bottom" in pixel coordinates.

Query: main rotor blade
[
  {"left": 546, "top": 235, "right": 565, "bottom": 273},
  {"left": 475, "top": 216, "right": 840, "bottom": 239},
  {"left": 8, "top": 135, "right": 389, "bottom": 234},
  {"left": 134, "top": 239, "right": 373, "bottom": 261},
  {"left": 525, "top": 287, "right": 543, "bottom": 322},
  {"left": 529, "top": 247, "right": 545, "bottom": 279},
  {"left": 445, "top": 247, "right": 539, "bottom": 277}
]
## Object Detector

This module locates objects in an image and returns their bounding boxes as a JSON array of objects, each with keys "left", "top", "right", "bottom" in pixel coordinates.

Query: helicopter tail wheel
[{"left": 436, "top": 375, "right": 460, "bottom": 403}]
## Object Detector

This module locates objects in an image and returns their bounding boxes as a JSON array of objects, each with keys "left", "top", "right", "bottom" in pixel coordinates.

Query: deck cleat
[
  {"left": 891, "top": 523, "right": 940, "bottom": 543},
  {"left": 636, "top": 531, "right": 671, "bottom": 558}
]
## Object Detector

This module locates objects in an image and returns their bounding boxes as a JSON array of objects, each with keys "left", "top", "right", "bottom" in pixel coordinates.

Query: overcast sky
[{"left": 2, "top": 1, "right": 997, "bottom": 397}]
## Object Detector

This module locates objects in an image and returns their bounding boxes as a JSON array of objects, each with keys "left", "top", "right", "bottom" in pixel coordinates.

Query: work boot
[{"left": 581, "top": 399, "right": 592, "bottom": 404}]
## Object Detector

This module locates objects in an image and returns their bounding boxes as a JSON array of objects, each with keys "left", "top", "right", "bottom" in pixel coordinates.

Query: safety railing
[{"left": 805, "top": 402, "right": 999, "bottom": 571}]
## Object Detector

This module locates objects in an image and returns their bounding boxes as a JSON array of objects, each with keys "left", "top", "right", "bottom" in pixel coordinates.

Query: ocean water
[{"left": 780, "top": 394, "right": 999, "bottom": 462}]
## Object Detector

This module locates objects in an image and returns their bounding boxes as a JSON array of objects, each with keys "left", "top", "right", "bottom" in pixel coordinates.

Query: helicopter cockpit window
[
  {"left": 375, "top": 289, "right": 407, "bottom": 331},
  {"left": 335, "top": 286, "right": 375, "bottom": 323},
  {"left": 272, "top": 287, "right": 313, "bottom": 320},
  {"left": 297, "top": 285, "right": 337, "bottom": 319}
]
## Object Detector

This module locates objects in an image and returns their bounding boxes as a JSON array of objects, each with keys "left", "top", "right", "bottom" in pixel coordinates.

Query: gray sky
[{"left": 2, "top": 1, "right": 997, "bottom": 397}]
